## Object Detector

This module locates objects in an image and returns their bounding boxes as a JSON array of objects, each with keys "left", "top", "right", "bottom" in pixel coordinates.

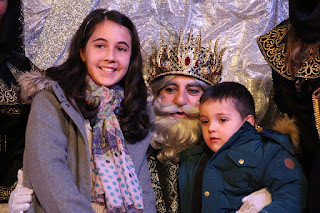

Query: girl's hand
[{"left": 8, "top": 170, "right": 33, "bottom": 213}]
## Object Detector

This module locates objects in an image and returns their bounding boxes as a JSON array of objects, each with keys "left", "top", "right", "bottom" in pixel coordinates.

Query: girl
[{"left": 20, "top": 9, "right": 155, "bottom": 212}]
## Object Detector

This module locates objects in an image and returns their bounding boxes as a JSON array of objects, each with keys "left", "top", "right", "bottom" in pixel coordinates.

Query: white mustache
[{"left": 153, "top": 98, "right": 199, "bottom": 118}]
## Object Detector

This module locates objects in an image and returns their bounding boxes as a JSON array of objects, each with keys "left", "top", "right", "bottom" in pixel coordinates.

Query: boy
[{"left": 178, "top": 82, "right": 307, "bottom": 213}]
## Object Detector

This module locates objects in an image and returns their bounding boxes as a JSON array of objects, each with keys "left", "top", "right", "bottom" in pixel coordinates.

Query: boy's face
[{"left": 200, "top": 98, "right": 253, "bottom": 152}]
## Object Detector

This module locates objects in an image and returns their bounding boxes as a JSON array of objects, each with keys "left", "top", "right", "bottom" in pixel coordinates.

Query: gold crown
[{"left": 146, "top": 29, "right": 226, "bottom": 85}]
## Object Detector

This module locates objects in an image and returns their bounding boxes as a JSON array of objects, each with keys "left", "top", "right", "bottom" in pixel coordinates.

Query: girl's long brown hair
[{"left": 46, "top": 9, "right": 151, "bottom": 144}]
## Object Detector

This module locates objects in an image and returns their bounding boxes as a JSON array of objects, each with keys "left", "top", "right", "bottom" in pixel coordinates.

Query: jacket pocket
[
  {"left": 227, "top": 149, "right": 258, "bottom": 168},
  {"left": 220, "top": 150, "right": 259, "bottom": 190}
]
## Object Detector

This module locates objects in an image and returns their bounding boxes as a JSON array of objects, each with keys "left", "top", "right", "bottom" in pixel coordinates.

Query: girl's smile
[{"left": 99, "top": 66, "right": 117, "bottom": 72}]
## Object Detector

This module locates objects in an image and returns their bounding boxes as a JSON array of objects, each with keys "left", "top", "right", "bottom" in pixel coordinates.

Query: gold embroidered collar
[
  {"left": 257, "top": 21, "right": 320, "bottom": 80},
  {"left": 0, "top": 62, "right": 23, "bottom": 105}
]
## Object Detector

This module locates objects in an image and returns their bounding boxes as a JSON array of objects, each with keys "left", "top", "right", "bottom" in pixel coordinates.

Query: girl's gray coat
[{"left": 22, "top": 78, "right": 156, "bottom": 213}]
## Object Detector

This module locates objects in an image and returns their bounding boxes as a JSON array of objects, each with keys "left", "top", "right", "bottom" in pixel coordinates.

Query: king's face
[{"left": 158, "top": 75, "right": 204, "bottom": 118}]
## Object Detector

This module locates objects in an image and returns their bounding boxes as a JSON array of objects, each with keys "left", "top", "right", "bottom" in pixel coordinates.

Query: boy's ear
[{"left": 245, "top": 115, "right": 255, "bottom": 126}]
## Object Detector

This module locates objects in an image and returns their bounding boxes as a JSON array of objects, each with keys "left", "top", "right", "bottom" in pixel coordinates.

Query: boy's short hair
[{"left": 200, "top": 82, "right": 255, "bottom": 119}]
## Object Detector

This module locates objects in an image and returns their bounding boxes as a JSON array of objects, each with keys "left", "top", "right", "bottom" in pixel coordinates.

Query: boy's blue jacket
[{"left": 179, "top": 121, "right": 307, "bottom": 213}]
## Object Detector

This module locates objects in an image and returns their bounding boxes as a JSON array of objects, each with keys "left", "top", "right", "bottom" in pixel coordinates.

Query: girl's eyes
[
  {"left": 117, "top": 47, "right": 127, "bottom": 52},
  {"left": 95, "top": 44, "right": 105, "bottom": 48},
  {"left": 94, "top": 44, "right": 127, "bottom": 52}
]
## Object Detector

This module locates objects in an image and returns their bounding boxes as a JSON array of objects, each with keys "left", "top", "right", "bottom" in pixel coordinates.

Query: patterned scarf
[{"left": 85, "top": 77, "right": 144, "bottom": 213}]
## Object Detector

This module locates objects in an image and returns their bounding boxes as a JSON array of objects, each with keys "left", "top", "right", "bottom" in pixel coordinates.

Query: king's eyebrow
[
  {"left": 186, "top": 83, "right": 202, "bottom": 87},
  {"left": 163, "top": 81, "right": 178, "bottom": 87}
]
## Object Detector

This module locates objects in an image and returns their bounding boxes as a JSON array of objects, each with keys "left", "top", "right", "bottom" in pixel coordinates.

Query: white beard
[{"left": 151, "top": 97, "right": 203, "bottom": 163}]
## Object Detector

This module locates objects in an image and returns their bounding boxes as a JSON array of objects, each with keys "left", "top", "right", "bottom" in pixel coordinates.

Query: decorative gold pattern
[
  {"left": 0, "top": 78, "right": 19, "bottom": 105},
  {"left": 0, "top": 181, "right": 17, "bottom": 202},
  {"left": 148, "top": 154, "right": 179, "bottom": 213},
  {"left": 257, "top": 21, "right": 320, "bottom": 80},
  {"left": 0, "top": 106, "right": 22, "bottom": 116},
  {"left": 146, "top": 29, "right": 225, "bottom": 86},
  {"left": 7, "top": 62, "right": 25, "bottom": 81},
  {"left": 312, "top": 90, "right": 320, "bottom": 139},
  {"left": 0, "top": 61, "right": 41, "bottom": 116},
  {"left": 0, "top": 62, "right": 26, "bottom": 105}
]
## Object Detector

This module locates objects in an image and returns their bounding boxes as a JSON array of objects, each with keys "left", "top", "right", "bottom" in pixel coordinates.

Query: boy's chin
[{"left": 205, "top": 142, "right": 222, "bottom": 153}]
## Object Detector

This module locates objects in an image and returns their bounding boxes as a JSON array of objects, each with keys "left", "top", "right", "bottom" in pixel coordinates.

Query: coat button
[
  {"left": 238, "top": 159, "right": 244, "bottom": 164},
  {"left": 204, "top": 191, "right": 210, "bottom": 197}
]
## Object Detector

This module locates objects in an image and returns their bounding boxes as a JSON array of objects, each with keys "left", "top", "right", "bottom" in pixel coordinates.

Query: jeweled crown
[{"left": 146, "top": 29, "right": 226, "bottom": 85}]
